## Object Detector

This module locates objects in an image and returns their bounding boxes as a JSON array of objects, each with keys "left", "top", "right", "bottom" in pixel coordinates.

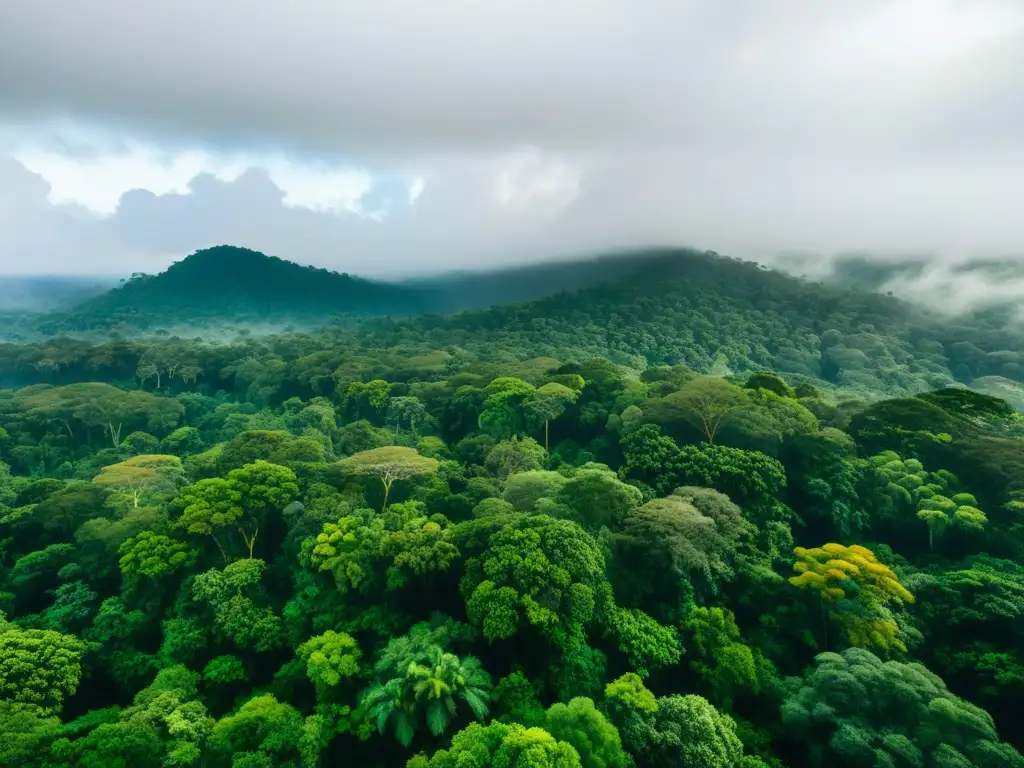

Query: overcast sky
[{"left": 1, "top": 0, "right": 1023, "bottom": 284}]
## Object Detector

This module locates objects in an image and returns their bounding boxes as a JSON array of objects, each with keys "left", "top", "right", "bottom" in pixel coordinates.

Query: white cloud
[
  {"left": 496, "top": 148, "right": 582, "bottom": 211},
  {"left": 0, "top": 0, "right": 1023, "bottom": 291},
  {"left": 11, "top": 135, "right": 240, "bottom": 217},
  {"left": 4, "top": 123, "right": 418, "bottom": 220},
  {"left": 258, "top": 158, "right": 375, "bottom": 217}
]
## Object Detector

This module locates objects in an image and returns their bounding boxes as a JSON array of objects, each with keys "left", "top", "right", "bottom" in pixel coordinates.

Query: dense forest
[
  {"left": 1, "top": 247, "right": 1024, "bottom": 767},
  {"left": 10, "top": 246, "right": 675, "bottom": 338}
]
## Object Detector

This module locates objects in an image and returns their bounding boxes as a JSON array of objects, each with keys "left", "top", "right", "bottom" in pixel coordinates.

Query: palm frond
[
  {"left": 394, "top": 710, "right": 417, "bottom": 748},
  {"left": 426, "top": 699, "right": 450, "bottom": 736},
  {"left": 461, "top": 688, "right": 490, "bottom": 720}
]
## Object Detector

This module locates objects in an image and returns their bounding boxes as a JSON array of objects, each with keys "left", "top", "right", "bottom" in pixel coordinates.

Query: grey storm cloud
[
  {"left": 1, "top": 0, "right": 1024, "bottom": 299},
  {"left": 3, "top": 0, "right": 1022, "bottom": 157}
]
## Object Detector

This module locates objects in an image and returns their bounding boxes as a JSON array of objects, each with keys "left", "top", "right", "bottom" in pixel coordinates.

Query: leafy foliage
[{"left": 0, "top": 249, "right": 1023, "bottom": 767}]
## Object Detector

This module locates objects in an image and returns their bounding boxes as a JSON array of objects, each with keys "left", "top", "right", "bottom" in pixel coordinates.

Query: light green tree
[
  {"left": 297, "top": 630, "right": 363, "bottom": 690},
  {"left": 545, "top": 697, "right": 628, "bottom": 768},
  {"left": 338, "top": 447, "right": 439, "bottom": 511},
  {"left": 0, "top": 613, "right": 87, "bottom": 716}
]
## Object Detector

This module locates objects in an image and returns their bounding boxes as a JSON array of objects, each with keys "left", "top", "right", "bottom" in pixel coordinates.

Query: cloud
[{"left": 0, "top": 0, "right": 1023, "bottom": 295}]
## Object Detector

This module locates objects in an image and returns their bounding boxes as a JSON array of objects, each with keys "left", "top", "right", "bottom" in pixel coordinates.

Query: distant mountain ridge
[
  {"left": 35, "top": 245, "right": 721, "bottom": 335},
  {"left": 21, "top": 244, "right": 1024, "bottom": 348},
  {"left": 39, "top": 245, "right": 433, "bottom": 333}
]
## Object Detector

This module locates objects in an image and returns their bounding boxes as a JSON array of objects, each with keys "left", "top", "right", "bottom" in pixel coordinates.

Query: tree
[
  {"left": 38, "top": 581, "right": 97, "bottom": 634},
  {"left": 461, "top": 515, "right": 610, "bottom": 646},
  {"left": 484, "top": 437, "right": 547, "bottom": 481},
  {"left": 162, "top": 426, "right": 204, "bottom": 456},
  {"left": 0, "top": 701, "right": 60, "bottom": 767},
  {"left": 478, "top": 377, "right": 536, "bottom": 439},
  {"left": 297, "top": 630, "right": 362, "bottom": 690},
  {"left": 492, "top": 671, "right": 546, "bottom": 726},
  {"left": 789, "top": 543, "right": 915, "bottom": 653},
  {"left": 617, "top": 489, "right": 748, "bottom": 617},
  {"left": 0, "top": 613, "right": 87, "bottom": 716},
  {"left": 51, "top": 664, "right": 212, "bottom": 768},
  {"left": 503, "top": 471, "right": 569, "bottom": 513},
  {"left": 209, "top": 694, "right": 304, "bottom": 766},
  {"left": 92, "top": 454, "right": 185, "bottom": 509},
  {"left": 27, "top": 482, "right": 107, "bottom": 542},
  {"left": 364, "top": 645, "right": 492, "bottom": 747},
  {"left": 743, "top": 372, "right": 794, "bottom": 398},
  {"left": 603, "top": 606, "right": 682, "bottom": 677},
  {"left": 556, "top": 466, "right": 642, "bottom": 530},
  {"left": 620, "top": 424, "right": 686, "bottom": 495},
  {"left": 345, "top": 379, "right": 392, "bottom": 422},
  {"left": 674, "top": 444, "right": 789, "bottom": 527},
  {"left": 226, "top": 460, "right": 299, "bottom": 557},
  {"left": 388, "top": 396, "right": 428, "bottom": 437},
  {"left": 917, "top": 491, "right": 988, "bottom": 551},
  {"left": 646, "top": 377, "right": 750, "bottom": 444},
  {"left": 411, "top": 721, "right": 582, "bottom": 768},
  {"left": 120, "top": 430, "right": 160, "bottom": 455},
  {"left": 627, "top": 493, "right": 743, "bottom": 576},
  {"left": 545, "top": 697, "right": 627, "bottom": 768},
  {"left": 680, "top": 606, "right": 775, "bottom": 707},
  {"left": 642, "top": 694, "right": 745, "bottom": 768},
  {"left": 781, "top": 428, "right": 867, "bottom": 538},
  {"left": 782, "top": 648, "right": 1023, "bottom": 767},
  {"left": 203, "top": 655, "right": 247, "bottom": 686},
  {"left": 171, "top": 460, "right": 298, "bottom": 560},
  {"left": 526, "top": 382, "right": 580, "bottom": 451},
  {"left": 603, "top": 673, "right": 658, "bottom": 757},
  {"left": 338, "top": 446, "right": 439, "bottom": 511},
  {"left": 305, "top": 503, "right": 460, "bottom": 594},
  {"left": 171, "top": 478, "right": 243, "bottom": 563},
  {"left": 118, "top": 531, "right": 196, "bottom": 588},
  {"left": 192, "top": 559, "right": 283, "bottom": 652},
  {"left": 15, "top": 383, "right": 182, "bottom": 447},
  {"left": 909, "top": 555, "right": 1024, "bottom": 730}
]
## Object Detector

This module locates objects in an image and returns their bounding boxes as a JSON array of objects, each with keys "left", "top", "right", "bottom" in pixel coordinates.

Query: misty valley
[{"left": 1, "top": 245, "right": 1024, "bottom": 768}]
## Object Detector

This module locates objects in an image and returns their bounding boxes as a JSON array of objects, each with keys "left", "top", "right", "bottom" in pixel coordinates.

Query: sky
[{"left": 1, "top": 0, "right": 1023, "bottom": 289}]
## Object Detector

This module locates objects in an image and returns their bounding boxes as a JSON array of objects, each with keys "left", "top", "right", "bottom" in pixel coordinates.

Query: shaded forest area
[{"left": 1, "top": 248, "right": 1024, "bottom": 767}]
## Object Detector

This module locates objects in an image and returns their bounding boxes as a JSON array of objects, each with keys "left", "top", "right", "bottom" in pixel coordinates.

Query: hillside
[
  {"left": 3, "top": 243, "right": 1024, "bottom": 766},
  {"left": 37, "top": 245, "right": 433, "bottom": 333},
  {"left": 401, "top": 249, "right": 683, "bottom": 312},
  {"left": 28, "top": 246, "right": 677, "bottom": 337},
  {"left": 363, "top": 248, "right": 1024, "bottom": 400},
  {"left": 1, "top": 256, "right": 1024, "bottom": 767},
  {"left": 4, "top": 247, "right": 1022, "bottom": 405}
]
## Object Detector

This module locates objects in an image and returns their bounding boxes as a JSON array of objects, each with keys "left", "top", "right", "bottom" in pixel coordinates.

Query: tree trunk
[
  {"left": 211, "top": 532, "right": 229, "bottom": 565},
  {"left": 240, "top": 527, "right": 258, "bottom": 559},
  {"left": 545, "top": 420, "right": 550, "bottom": 452},
  {"left": 381, "top": 478, "right": 392, "bottom": 512}
]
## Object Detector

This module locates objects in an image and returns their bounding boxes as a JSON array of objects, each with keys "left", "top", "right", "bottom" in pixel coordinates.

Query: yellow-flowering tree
[{"left": 789, "top": 543, "right": 914, "bottom": 654}]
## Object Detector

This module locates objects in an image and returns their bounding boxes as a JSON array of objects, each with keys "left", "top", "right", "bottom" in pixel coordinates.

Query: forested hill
[
  {"left": 400, "top": 249, "right": 689, "bottom": 312},
  {"left": 4, "top": 247, "right": 1023, "bottom": 403},
  {"left": 3, "top": 248, "right": 1024, "bottom": 766},
  {"left": 38, "top": 246, "right": 433, "bottom": 333},
  {"left": 31, "top": 246, "right": 720, "bottom": 336},
  {"left": 362, "top": 249, "right": 1024, "bottom": 400},
  {"left": 28, "top": 246, "right": 696, "bottom": 337}
]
